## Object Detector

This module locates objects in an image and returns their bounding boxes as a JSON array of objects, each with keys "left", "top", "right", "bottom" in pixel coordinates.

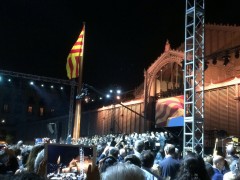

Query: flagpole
[{"left": 73, "top": 23, "right": 85, "bottom": 140}]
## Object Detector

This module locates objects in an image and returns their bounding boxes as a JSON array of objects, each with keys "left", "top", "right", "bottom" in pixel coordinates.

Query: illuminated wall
[{"left": 81, "top": 100, "right": 150, "bottom": 136}]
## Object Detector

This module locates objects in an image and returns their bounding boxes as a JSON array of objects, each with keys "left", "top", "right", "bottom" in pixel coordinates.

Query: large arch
[{"left": 144, "top": 48, "right": 184, "bottom": 103}]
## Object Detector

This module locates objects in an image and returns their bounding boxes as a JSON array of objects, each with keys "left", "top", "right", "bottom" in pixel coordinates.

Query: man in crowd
[
  {"left": 133, "top": 140, "right": 145, "bottom": 159},
  {"left": 159, "top": 143, "right": 180, "bottom": 179},
  {"left": 212, "top": 155, "right": 226, "bottom": 180},
  {"left": 98, "top": 147, "right": 119, "bottom": 173}
]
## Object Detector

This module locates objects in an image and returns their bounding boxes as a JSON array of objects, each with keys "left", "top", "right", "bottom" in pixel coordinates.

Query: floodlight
[
  {"left": 212, "top": 57, "right": 217, "bottom": 65},
  {"left": 223, "top": 55, "right": 230, "bottom": 66}
]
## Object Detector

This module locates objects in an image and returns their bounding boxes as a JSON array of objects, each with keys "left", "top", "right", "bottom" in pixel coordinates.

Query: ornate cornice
[{"left": 147, "top": 50, "right": 184, "bottom": 74}]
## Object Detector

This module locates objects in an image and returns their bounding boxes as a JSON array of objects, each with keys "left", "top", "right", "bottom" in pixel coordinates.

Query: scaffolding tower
[{"left": 183, "top": 0, "right": 205, "bottom": 156}]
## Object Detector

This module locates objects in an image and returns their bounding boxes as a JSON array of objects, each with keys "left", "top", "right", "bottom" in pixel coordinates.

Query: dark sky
[{"left": 0, "top": 0, "right": 240, "bottom": 91}]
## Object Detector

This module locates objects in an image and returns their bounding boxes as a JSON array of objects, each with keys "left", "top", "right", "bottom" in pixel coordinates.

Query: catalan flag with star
[{"left": 66, "top": 25, "right": 85, "bottom": 79}]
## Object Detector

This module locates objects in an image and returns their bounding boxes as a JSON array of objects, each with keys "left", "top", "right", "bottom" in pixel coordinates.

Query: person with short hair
[
  {"left": 140, "top": 150, "right": 161, "bottom": 180},
  {"left": 98, "top": 147, "right": 119, "bottom": 173},
  {"left": 124, "top": 154, "right": 142, "bottom": 167},
  {"left": 212, "top": 155, "right": 226, "bottom": 180},
  {"left": 118, "top": 148, "right": 126, "bottom": 163},
  {"left": 101, "top": 163, "right": 145, "bottom": 180},
  {"left": 225, "top": 144, "right": 239, "bottom": 170},
  {"left": 223, "top": 159, "right": 240, "bottom": 180},
  {"left": 159, "top": 143, "right": 180, "bottom": 179},
  {"left": 133, "top": 140, "right": 145, "bottom": 159}
]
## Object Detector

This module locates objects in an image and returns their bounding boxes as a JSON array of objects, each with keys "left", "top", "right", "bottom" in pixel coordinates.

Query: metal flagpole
[{"left": 73, "top": 23, "right": 85, "bottom": 140}]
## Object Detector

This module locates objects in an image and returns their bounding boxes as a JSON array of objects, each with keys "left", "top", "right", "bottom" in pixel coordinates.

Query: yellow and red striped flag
[
  {"left": 66, "top": 26, "right": 85, "bottom": 79},
  {"left": 155, "top": 95, "right": 184, "bottom": 127}
]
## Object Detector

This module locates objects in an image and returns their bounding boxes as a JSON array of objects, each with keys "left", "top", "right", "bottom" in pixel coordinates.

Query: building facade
[
  {"left": 81, "top": 24, "right": 240, "bottom": 148},
  {"left": 0, "top": 77, "right": 71, "bottom": 143}
]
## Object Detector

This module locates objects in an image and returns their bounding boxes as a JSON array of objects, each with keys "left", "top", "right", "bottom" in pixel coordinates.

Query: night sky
[{"left": 0, "top": 0, "right": 240, "bottom": 92}]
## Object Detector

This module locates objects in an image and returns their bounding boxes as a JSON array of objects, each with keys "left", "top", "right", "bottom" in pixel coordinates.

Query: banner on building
[{"left": 155, "top": 95, "right": 184, "bottom": 127}]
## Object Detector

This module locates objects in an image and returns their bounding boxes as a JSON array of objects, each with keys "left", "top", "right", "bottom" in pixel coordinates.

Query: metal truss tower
[
  {"left": 183, "top": 0, "right": 205, "bottom": 156},
  {"left": 79, "top": 147, "right": 84, "bottom": 176}
]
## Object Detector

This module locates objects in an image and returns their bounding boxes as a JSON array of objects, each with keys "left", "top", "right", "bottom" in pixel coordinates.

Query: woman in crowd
[
  {"left": 15, "top": 144, "right": 44, "bottom": 174},
  {"left": 175, "top": 151, "right": 211, "bottom": 180}
]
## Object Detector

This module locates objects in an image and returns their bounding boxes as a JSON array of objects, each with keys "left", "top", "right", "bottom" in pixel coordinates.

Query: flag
[
  {"left": 66, "top": 26, "right": 85, "bottom": 79},
  {"left": 155, "top": 95, "right": 184, "bottom": 127}
]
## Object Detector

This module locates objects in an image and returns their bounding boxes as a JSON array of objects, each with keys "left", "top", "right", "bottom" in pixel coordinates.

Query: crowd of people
[{"left": 0, "top": 131, "right": 239, "bottom": 180}]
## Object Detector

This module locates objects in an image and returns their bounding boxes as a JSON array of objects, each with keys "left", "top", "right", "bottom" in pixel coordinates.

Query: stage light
[
  {"left": 116, "top": 95, "right": 121, "bottom": 100},
  {"left": 84, "top": 96, "right": 90, "bottom": 103},
  {"left": 8, "top": 79, "right": 11, "bottom": 82},
  {"left": 235, "top": 50, "right": 239, "bottom": 59},
  {"left": 212, "top": 57, "right": 217, "bottom": 65},
  {"left": 50, "top": 85, "right": 54, "bottom": 89},
  {"left": 223, "top": 55, "right": 230, "bottom": 66},
  {"left": 41, "top": 84, "right": 44, "bottom": 87},
  {"left": 109, "top": 90, "right": 113, "bottom": 93},
  {"left": 99, "top": 97, "right": 102, "bottom": 100},
  {"left": 60, "top": 87, "right": 64, "bottom": 90},
  {"left": 0, "top": 76, "right": 2, "bottom": 82},
  {"left": 116, "top": 90, "right": 121, "bottom": 94},
  {"left": 106, "top": 94, "right": 110, "bottom": 98},
  {"left": 30, "top": 81, "right": 34, "bottom": 85}
]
